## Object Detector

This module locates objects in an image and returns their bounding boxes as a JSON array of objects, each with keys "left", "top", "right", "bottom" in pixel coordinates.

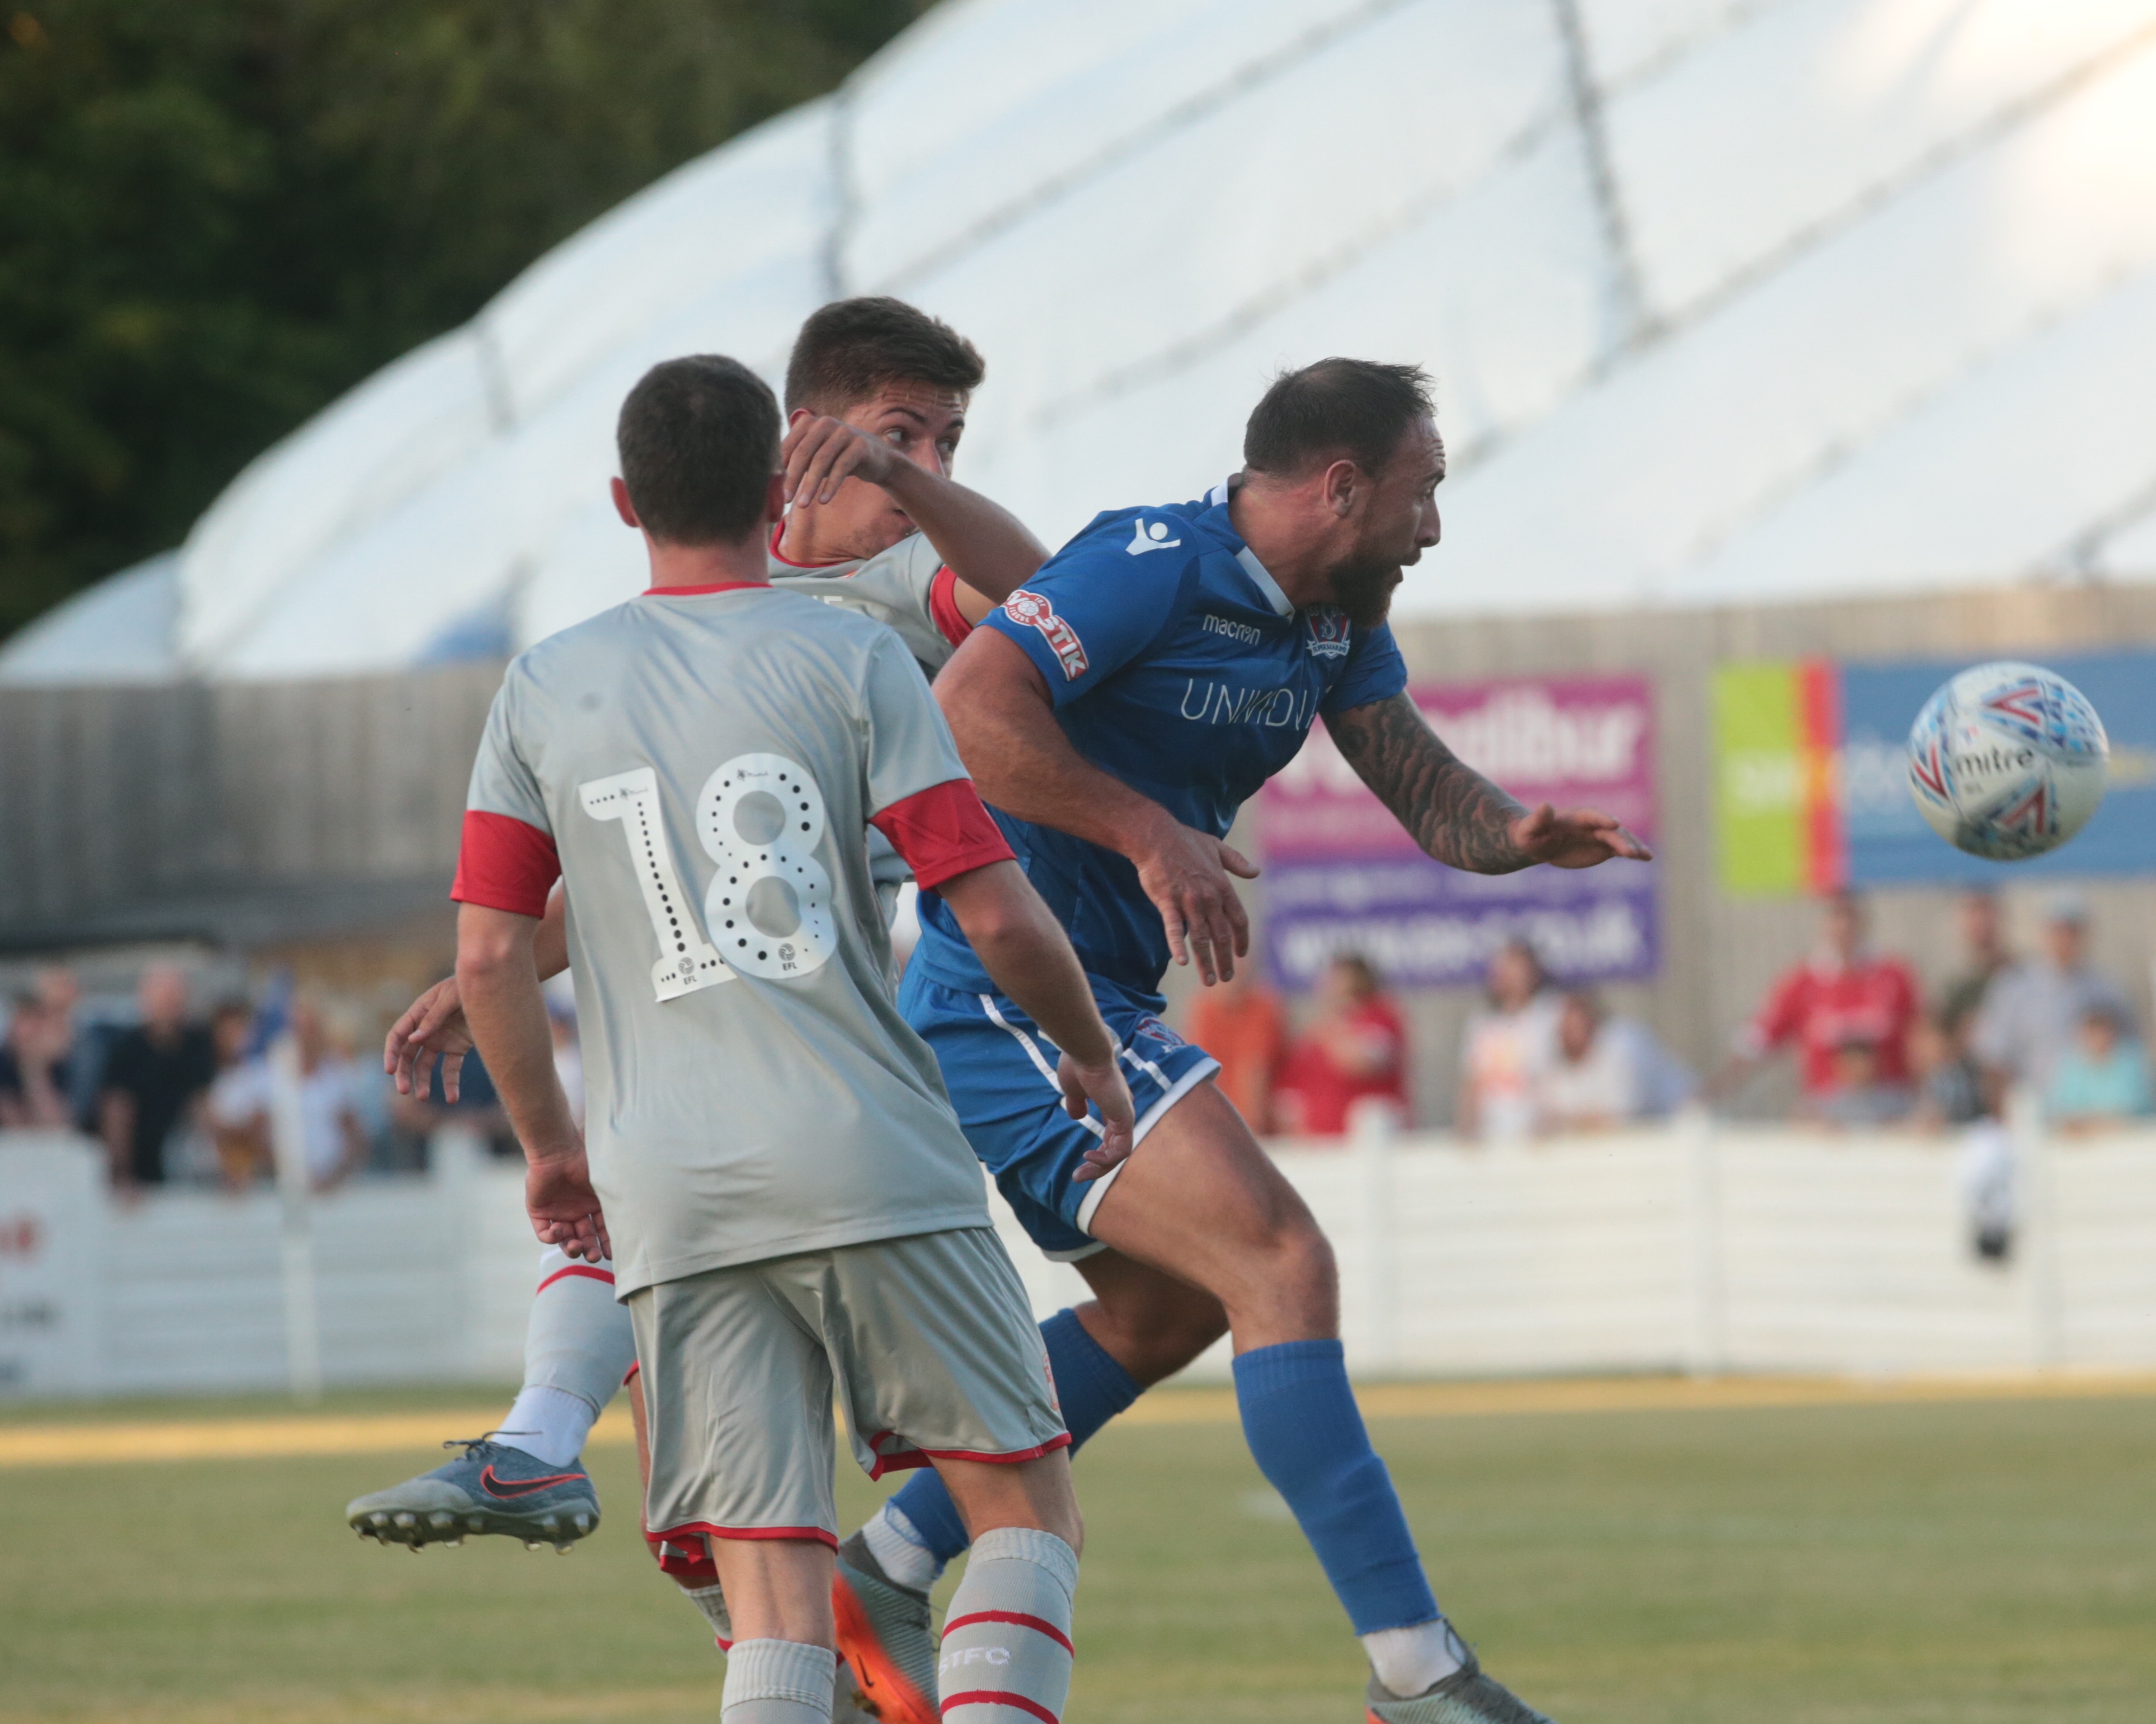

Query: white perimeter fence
[{"left": 2, "top": 1117, "right": 2153, "bottom": 1400}]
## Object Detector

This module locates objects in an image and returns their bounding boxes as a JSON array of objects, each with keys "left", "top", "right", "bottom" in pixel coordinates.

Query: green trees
[{"left": 0, "top": 0, "right": 924, "bottom": 639}]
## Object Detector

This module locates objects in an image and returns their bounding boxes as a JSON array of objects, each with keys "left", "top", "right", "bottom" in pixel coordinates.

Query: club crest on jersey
[
  {"left": 1131, "top": 1014, "right": 1186, "bottom": 1050},
  {"left": 1303, "top": 606, "right": 1352, "bottom": 660},
  {"left": 1002, "top": 589, "right": 1089, "bottom": 681}
]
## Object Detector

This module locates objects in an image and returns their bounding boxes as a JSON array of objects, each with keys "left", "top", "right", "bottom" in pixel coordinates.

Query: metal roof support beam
[{"left": 1550, "top": 0, "right": 1656, "bottom": 367}]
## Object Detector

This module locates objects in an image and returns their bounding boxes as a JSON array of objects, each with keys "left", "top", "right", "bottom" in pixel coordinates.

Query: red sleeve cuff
[
  {"left": 870, "top": 779, "right": 1014, "bottom": 891},
  {"left": 928, "top": 566, "right": 974, "bottom": 648},
  {"left": 452, "top": 810, "right": 560, "bottom": 917}
]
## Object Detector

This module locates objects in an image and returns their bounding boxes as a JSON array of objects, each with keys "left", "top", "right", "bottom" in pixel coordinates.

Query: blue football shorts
[{"left": 900, "top": 965, "right": 1221, "bottom": 1260}]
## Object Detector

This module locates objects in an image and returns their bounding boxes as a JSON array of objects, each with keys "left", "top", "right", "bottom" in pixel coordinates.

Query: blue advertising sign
[{"left": 1841, "top": 651, "right": 2156, "bottom": 884}]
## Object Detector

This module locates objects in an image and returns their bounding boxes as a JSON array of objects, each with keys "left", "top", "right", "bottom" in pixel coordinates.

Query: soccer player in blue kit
[{"left": 839, "top": 360, "right": 1649, "bottom": 1724}]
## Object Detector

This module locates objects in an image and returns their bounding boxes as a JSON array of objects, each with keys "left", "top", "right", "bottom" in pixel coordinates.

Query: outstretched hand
[
  {"left": 781, "top": 414, "right": 900, "bottom": 508},
  {"left": 1057, "top": 1051, "right": 1137, "bottom": 1183},
  {"left": 383, "top": 977, "right": 472, "bottom": 1101},
  {"left": 1132, "top": 815, "right": 1262, "bottom": 985},
  {"left": 526, "top": 1147, "right": 610, "bottom": 1262},
  {"left": 1507, "top": 804, "right": 1653, "bottom": 869}
]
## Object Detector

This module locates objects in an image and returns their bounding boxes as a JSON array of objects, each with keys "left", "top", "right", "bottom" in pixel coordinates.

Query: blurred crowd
[
  {"left": 2, "top": 883, "right": 2147, "bottom": 1190},
  {"left": 1189, "top": 942, "right": 1695, "bottom": 1143},
  {"left": 1181, "top": 886, "right": 2151, "bottom": 1146},
  {"left": 1712, "top": 887, "right": 2148, "bottom": 1138},
  {"left": 0, "top": 962, "right": 586, "bottom": 1196}
]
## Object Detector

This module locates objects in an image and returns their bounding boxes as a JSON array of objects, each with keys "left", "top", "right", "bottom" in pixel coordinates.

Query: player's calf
[
  {"left": 647, "top": 1528, "right": 878, "bottom": 1720},
  {"left": 928, "top": 1452, "right": 1082, "bottom": 1724},
  {"left": 937, "top": 1527, "right": 1079, "bottom": 1724},
  {"left": 696, "top": 1534, "right": 844, "bottom": 1723}
]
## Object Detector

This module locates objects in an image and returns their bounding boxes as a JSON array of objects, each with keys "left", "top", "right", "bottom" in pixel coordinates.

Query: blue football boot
[{"left": 347, "top": 1437, "right": 600, "bottom": 1551}]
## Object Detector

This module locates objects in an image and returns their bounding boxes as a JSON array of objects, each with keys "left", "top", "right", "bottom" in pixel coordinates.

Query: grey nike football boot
[
  {"left": 1364, "top": 1658, "right": 1559, "bottom": 1723},
  {"left": 1363, "top": 1621, "right": 1557, "bottom": 1723},
  {"left": 346, "top": 1437, "right": 599, "bottom": 1551}
]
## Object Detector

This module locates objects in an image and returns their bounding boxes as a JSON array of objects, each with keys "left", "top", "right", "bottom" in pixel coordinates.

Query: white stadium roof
[{"left": 8, "top": 0, "right": 2156, "bottom": 684}]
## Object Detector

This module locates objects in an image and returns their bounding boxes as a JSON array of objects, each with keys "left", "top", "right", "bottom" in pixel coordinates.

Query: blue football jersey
[{"left": 912, "top": 478, "right": 1407, "bottom": 997}]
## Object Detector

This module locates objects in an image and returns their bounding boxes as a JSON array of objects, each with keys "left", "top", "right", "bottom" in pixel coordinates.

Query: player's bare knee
[
  {"left": 1231, "top": 1217, "right": 1336, "bottom": 1328},
  {"left": 1285, "top": 1223, "right": 1339, "bottom": 1315},
  {"left": 1289, "top": 1220, "right": 1338, "bottom": 1291}
]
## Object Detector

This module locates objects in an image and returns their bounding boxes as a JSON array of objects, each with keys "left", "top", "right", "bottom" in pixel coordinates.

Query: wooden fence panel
[{"left": 0, "top": 668, "right": 497, "bottom": 948}]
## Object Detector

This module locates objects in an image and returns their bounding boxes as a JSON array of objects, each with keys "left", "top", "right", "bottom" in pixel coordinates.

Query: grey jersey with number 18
[{"left": 462, "top": 586, "right": 992, "bottom": 1294}]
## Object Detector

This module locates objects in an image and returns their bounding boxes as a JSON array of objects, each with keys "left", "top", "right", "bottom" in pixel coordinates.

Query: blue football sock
[
  {"left": 884, "top": 1307, "right": 1142, "bottom": 1567},
  {"left": 1232, "top": 1338, "right": 1439, "bottom": 1634}
]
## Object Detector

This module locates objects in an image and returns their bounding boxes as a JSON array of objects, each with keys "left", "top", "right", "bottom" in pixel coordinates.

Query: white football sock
[
  {"left": 521, "top": 1247, "right": 637, "bottom": 1414},
  {"left": 498, "top": 1384, "right": 596, "bottom": 1469},
  {"left": 1361, "top": 1617, "right": 1470, "bottom": 1698},
  {"left": 721, "top": 1638, "right": 835, "bottom": 1723},
  {"left": 938, "top": 1526, "right": 1078, "bottom": 1723},
  {"left": 861, "top": 1502, "right": 942, "bottom": 1592}
]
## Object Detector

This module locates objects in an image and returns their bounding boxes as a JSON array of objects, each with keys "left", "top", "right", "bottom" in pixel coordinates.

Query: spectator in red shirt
[
  {"left": 1716, "top": 891, "right": 1923, "bottom": 1115},
  {"left": 1277, "top": 953, "right": 1410, "bottom": 1138},
  {"left": 1186, "top": 965, "right": 1289, "bottom": 1134}
]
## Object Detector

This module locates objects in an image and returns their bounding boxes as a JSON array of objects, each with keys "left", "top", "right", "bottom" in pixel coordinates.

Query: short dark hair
[
  {"left": 616, "top": 355, "right": 780, "bottom": 545},
  {"left": 784, "top": 296, "right": 985, "bottom": 416},
  {"left": 1243, "top": 358, "right": 1434, "bottom": 478}
]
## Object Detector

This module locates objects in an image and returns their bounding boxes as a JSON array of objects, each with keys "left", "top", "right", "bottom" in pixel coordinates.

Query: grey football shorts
[{"left": 629, "top": 1225, "right": 1069, "bottom": 1548}]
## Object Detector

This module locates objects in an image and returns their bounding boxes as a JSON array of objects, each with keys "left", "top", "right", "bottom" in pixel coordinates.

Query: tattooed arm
[
  {"left": 1325, "top": 694, "right": 1532, "bottom": 872},
  {"left": 1324, "top": 694, "right": 1652, "bottom": 873}
]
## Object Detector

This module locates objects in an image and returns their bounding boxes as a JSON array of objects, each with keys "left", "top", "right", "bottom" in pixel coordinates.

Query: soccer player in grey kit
[
  {"left": 352, "top": 299, "right": 1048, "bottom": 1549},
  {"left": 353, "top": 300, "right": 1062, "bottom": 1718},
  {"left": 449, "top": 353, "right": 1131, "bottom": 1724}
]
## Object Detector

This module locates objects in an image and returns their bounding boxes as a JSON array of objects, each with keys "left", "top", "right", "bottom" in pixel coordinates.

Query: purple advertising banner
[{"left": 1259, "top": 675, "right": 1659, "bottom": 989}]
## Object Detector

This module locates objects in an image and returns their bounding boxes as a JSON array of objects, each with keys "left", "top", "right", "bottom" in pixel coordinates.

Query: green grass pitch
[{"left": 1, "top": 1385, "right": 2150, "bottom": 1723}]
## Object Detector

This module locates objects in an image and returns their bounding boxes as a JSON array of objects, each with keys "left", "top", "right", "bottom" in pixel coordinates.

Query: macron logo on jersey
[
  {"left": 1002, "top": 590, "right": 1089, "bottom": 681},
  {"left": 1201, "top": 612, "right": 1263, "bottom": 645},
  {"left": 1126, "top": 520, "right": 1182, "bottom": 555}
]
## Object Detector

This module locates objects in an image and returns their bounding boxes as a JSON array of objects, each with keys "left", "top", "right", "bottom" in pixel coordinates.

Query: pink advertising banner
[{"left": 1258, "top": 675, "right": 1659, "bottom": 989}]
